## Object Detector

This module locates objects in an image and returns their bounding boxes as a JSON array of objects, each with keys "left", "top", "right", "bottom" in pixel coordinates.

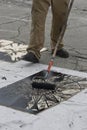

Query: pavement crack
[
  {"left": 74, "top": 55, "right": 87, "bottom": 60},
  {"left": 0, "top": 14, "right": 30, "bottom": 40},
  {"left": 0, "top": 15, "right": 30, "bottom": 26},
  {"left": 74, "top": 7, "right": 87, "bottom": 12},
  {"left": 10, "top": 22, "right": 28, "bottom": 40}
]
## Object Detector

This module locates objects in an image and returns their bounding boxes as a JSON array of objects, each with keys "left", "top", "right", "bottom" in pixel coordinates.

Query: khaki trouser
[{"left": 27, "top": 0, "right": 70, "bottom": 59}]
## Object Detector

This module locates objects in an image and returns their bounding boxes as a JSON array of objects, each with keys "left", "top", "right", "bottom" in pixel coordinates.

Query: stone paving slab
[{"left": 0, "top": 60, "right": 87, "bottom": 130}]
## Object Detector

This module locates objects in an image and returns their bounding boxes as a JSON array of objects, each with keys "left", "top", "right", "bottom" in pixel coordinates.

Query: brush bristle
[{"left": 32, "top": 81, "right": 56, "bottom": 90}]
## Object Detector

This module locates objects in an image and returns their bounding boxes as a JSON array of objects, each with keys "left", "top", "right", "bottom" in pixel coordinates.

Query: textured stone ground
[{"left": 0, "top": 0, "right": 87, "bottom": 71}]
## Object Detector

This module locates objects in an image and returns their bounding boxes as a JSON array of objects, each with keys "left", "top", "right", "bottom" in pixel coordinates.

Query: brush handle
[
  {"left": 45, "top": 59, "right": 54, "bottom": 78},
  {"left": 46, "top": 0, "right": 74, "bottom": 78},
  {"left": 47, "top": 58, "right": 54, "bottom": 73}
]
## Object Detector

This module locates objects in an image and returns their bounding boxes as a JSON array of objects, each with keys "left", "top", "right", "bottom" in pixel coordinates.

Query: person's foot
[
  {"left": 22, "top": 52, "right": 39, "bottom": 63},
  {"left": 52, "top": 48, "right": 69, "bottom": 58}
]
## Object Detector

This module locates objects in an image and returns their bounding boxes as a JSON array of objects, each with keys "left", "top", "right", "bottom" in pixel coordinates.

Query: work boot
[
  {"left": 22, "top": 52, "right": 39, "bottom": 63},
  {"left": 52, "top": 48, "right": 69, "bottom": 58}
]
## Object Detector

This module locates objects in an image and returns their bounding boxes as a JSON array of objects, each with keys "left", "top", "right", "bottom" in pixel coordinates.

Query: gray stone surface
[{"left": 0, "top": 0, "right": 87, "bottom": 72}]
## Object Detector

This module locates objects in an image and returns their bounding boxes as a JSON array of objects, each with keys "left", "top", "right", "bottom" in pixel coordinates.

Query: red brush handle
[{"left": 47, "top": 59, "right": 54, "bottom": 73}]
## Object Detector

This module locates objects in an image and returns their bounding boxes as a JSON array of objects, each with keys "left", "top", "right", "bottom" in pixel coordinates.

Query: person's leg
[
  {"left": 27, "top": 0, "right": 51, "bottom": 60},
  {"left": 51, "top": 0, "right": 70, "bottom": 58}
]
